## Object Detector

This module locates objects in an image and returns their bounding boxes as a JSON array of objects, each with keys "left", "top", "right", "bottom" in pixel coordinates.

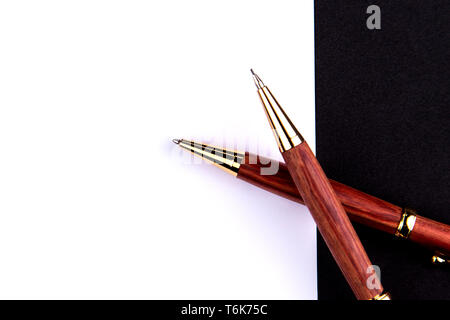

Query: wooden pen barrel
[
  {"left": 409, "top": 216, "right": 450, "bottom": 256},
  {"left": 283, "top": 142, "right": 383, "bottom": 299},
  {"left": 238, "top": 153, "right": 450, "bottom": 256}
]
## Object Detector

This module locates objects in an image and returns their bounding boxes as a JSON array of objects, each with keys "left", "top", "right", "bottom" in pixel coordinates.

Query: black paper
[{"left": 315, "top": 0, "right": 450, "bottom": 299}]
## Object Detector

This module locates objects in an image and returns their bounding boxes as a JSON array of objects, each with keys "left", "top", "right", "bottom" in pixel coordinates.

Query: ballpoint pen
[
  {"left": 251, "top": 69, "right": 388, "bottom": 300},
  {"left": 173, "top": 139, "right": 450, "bottom": 262}
]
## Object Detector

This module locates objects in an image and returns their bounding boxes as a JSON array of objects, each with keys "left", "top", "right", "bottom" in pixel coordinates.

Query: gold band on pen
[
  {"left": 431, "top": 253, "right": 449, "bottom": 265},
  {"left": 372, "top": 292, "right": 391, "bottom": 300},
  {"left": 395, "top": 208, "right": 417, "bottom": 239}
]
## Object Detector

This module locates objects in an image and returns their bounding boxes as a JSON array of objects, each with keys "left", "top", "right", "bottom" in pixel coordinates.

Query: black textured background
[{"left": 314, "top": 1, "right": 450, "bottom": 299}]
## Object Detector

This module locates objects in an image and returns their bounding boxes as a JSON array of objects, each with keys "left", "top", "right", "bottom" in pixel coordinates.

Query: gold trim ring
[
  {"left": 395, "top": 208, "right": 417, "bottom": 239},
  {"left": 372, "top": 292, "right": 391, "bottom": 300},
  {"left": 431, "top": 254, "right": 449, "bottom": 265}
]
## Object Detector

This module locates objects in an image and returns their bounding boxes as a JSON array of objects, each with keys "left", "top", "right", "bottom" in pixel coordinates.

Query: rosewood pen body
[
  {"left": 174, "top": 139, "right": 450, "bottom": 259},
  {"left": 286, "top": 142, "right": 383, "bottom": 299},
  {"left": 251, "top": 70, "right": 386, "bottom": 299},
  {"left": 238, "top": 153, "right": 450, "bottom": 256}
]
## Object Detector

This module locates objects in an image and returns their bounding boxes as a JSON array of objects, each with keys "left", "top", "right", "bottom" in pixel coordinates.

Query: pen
[
  {"left": 251, "top": 69, "right": 387, "bottom": 300},
  {"left": 173, "top": 139, "right": 450, "bottom": 261}
]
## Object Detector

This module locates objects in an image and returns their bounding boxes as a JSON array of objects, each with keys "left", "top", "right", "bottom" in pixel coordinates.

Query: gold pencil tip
[
  {"left": 250, "top": 68, "right": 264, "bottom": 90},
  {"left": 172, "top": 139, "right": 181, "bottom": 145}
]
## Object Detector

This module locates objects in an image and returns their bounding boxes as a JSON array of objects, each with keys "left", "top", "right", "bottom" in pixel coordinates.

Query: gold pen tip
[
  {"left": 172, "top": 139, "right": 181, "bottom": 145},
  {"left": 250, "top": 68, "right": 264, "bottom": 89}
]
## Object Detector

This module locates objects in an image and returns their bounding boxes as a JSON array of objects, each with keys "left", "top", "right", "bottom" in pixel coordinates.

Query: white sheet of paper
[{"left": 0, "top": 1, "right": 316, "bottom": 299}]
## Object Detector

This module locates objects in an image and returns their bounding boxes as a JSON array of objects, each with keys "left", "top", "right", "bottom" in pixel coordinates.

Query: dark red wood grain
[
  {"left": 238, "top": 153, "right": 401, "bottom": 233},
  {"left": 254, "top": 143, "right": 383, "bottom": 299},
  {"left": 237, "top": 152, "right": 450, "bottom": 256},
  {"left": 410, "top": 216, "right": 450, "bottom": 256}
]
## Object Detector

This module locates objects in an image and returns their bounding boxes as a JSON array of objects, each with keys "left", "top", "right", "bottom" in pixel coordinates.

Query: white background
[{"left": 0, "top": 1, "right": 316, "bottom": 299}]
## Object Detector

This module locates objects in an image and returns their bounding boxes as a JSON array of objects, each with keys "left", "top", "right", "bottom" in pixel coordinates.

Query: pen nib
[
  {"left": 250, "top": 69, "right": 265, "bottom": 90},
  {"left": 172, "top": 139, "right": 181, "bottom": 145}
]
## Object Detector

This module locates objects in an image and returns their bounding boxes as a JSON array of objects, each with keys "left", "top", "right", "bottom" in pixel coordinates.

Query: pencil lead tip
[
  {"left": 250, "top": 68, "right": 255, "bottom": 75},
  {"left": 172, "top": 139, "right": 181, "bottom": 145}
]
